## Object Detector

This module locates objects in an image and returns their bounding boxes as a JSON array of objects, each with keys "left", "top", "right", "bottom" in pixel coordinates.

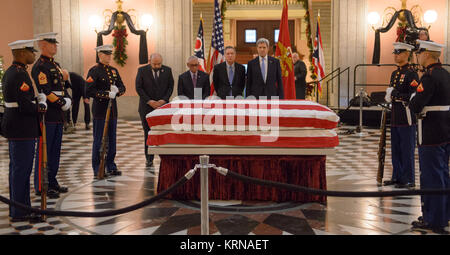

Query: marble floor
[{"left": 0, "top": 120, "right": 448, "bottom": 235}]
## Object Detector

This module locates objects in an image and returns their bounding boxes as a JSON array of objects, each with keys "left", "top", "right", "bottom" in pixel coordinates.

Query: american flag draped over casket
[{"left": 146, "top": 100, "right": 339, "bottom": 148}]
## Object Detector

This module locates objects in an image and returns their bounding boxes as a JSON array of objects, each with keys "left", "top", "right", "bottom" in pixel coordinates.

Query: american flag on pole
[
  {"left": 312, "top": 13, "right": 325, "bottom": 95},
  {"left": 207, "top": 0, "right": 225, "bottom": 95},
  {"left": 194, "top": 14, "right": 206, "bottom": 72}
]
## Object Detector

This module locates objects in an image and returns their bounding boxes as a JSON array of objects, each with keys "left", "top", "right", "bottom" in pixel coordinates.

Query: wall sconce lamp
[
  {"left": 423, "top": 10, "right": 437, "bottom": 29},
  {"left": 367, "top": 12, "right": 381, "bottom": 31},
  {"left": 140, "top": 14, "right": 154, "bottom": 32},
  {"left": 89, "top": 15, "right": 103, "bottom": 34}
]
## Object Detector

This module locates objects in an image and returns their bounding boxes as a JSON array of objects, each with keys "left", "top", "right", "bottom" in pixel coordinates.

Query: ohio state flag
[{"left": 194, "top": 14, "right": 206, "bottom": 72}]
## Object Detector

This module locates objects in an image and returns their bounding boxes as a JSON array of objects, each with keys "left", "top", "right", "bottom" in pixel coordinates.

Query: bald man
[{"left": 136, "top": 53, "right": 174, "bottom": 167}]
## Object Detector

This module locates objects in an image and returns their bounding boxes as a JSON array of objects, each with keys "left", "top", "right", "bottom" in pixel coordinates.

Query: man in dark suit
[
  {"left": 293, "top": 52, "right": 307, "bottom": 99},
  {"left": 213, "top": 46, "right": 246, "bottom": 99},
  {"left": 136, "top": 53, "right": 174, "bottom": 167},
  {"left": 177, "top": 56, "right": 210, "bottom": 99},
  {"left": 246, "top": 38, "right": 284, "bottom": 99},
  {"left": 69, "top": 72, "right": 91, "bottom": 130}
]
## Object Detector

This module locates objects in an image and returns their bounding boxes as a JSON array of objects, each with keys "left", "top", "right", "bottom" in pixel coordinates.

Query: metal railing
[
  {"left": 352, "top": 64, "right": 397, "bottom": 107},
  {"left": 307, "top": 66, "right": 350, "bottom": 109}
]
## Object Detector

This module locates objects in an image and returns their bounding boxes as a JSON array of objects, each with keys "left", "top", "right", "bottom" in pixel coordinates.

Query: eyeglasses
[{"left": 189, "top": 64, "right": 199, "bottom": 67}]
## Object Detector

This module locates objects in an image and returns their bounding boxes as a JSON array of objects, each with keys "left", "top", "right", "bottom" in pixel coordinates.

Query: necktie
[
  {"left": 192, "top": 73, "right": 197, "bottom": 88},
  {"left": 261, "top": 58, "right": 266, "bottom": 83},
  {"left": 154, "top": 70, "right": 159, "bottom": 84},
  {"left": 228, "top": 66, "right": 234, "bottom": 96}
]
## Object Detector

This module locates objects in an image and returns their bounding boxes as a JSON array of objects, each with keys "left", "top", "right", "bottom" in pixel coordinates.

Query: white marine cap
[
  {"left": 416, "top": 40, "right": 445, "bottom": 52},
  {"left": 95, "top": 44, "right": 114, "bottom": 54},
  {"left": 35, "top": 32, "right": 59, "bottom": 43},
  {"left": 392, "top": 42, "right": 415, "bottom": 54},
  {"left": 8, "top": 39, "right": 39, "bottom": 52}
]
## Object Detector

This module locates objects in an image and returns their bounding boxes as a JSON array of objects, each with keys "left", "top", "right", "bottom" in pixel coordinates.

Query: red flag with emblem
[{"left": 275, "top": 0, "right": 296, "bottom": 99}]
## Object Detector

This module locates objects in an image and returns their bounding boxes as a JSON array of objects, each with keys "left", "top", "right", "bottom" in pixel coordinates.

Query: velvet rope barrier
[
  {"left": 213, "top": 166, "right": 450, "bottom": 197},
  {"left": 0, "top": 168, "right": 196, "bottom": 217}
]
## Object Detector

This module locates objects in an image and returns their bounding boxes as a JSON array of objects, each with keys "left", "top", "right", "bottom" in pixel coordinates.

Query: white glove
[
  {"left": 410, "top": 92, "right": 416, "bottom": 101},
  {"left": 385, "top": 87, "right": 394, "bottom": 103},
  {"left": 111, "top": 85, "right": 119, "bottom": 94},
  {"left": 61, "top": 98, "right": 72, "bottom": 111},
  {"left": 108, "top": 91, "right": 117, "bottom": 99},
  {"left": 37, "top": 93, "right": 47, "bottom": 104}
]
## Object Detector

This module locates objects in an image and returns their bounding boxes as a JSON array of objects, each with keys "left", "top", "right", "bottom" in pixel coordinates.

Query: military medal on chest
[{"left": 399, "top": 74, "right": 405, "bottom": 84}]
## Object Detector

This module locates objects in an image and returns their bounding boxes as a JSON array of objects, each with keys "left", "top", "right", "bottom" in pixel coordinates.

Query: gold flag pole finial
[
  {"left": 116, "top": 0, "right": 123, "bottom": 12},
  {"left": 400, "top": 0, "right": 407, "bottom": 9}
]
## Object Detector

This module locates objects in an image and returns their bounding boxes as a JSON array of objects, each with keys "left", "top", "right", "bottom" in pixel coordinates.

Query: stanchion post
[
  {"left": 199, "top": 155, "right": 209, "bottom": 235},
  {"left": 356, "top": 88, "right": 369, "bottom": 136}
]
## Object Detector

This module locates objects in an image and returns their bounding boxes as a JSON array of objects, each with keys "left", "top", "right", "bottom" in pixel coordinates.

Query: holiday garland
[{"left": 112, "top": 25, "right": 129, "bottom": 67}]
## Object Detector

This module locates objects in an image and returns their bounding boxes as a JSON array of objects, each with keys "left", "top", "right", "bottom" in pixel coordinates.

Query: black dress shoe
[
  {"left": 432, "top": 227, "right": 449, "bottom": 235},
  {"left": 47, "top": 189, "right": 60, "bottom": 199},
  {"left": 55, "top": 185, "right": 68, "bottom": 193},
  {"left": 85, "top": 124, "right": 90, "bottom": 130},
  {"left": 383, "top": 180, "right": 398, "bottom": 186},
  {"left": 28, "top": 214, "right": 45, "bottom": 223},
  {"left": 10, "top": 214, "right": 42, "bottom": 223},
  {"left": 10, "top": 216, "right": 31, "bottom": 222},
  {"left": 108, "top": 170, "right": 122, "bottom": 176},
  {"left": 395, "top": 183, "right": 415, "bottom": 189}
]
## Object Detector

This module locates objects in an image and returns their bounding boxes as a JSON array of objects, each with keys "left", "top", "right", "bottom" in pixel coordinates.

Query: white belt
[
  {"left": 4, "top": 102, "right": 19, "bottom": 108},
  {"left": 52, "top": 91, "right": 64, "bottom": 96},
  {"left": 421, "top": 106, "right": 450, "bottom": 115},
  {"left": 417, "top": 105, "right": 450, "bottom": 145}
]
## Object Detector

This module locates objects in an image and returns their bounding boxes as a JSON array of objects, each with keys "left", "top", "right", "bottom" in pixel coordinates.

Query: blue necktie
[
  {"left": 228, "top": 66, "right": 234, "bottom": 96},
  {"left": 261, "top": 58, "right": 266, "bottom": 82}
]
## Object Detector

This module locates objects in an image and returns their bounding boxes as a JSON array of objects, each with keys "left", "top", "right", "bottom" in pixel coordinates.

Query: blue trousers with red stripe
[
  {"left": 34, "top": 123, "right": 63, "bottom": 192},
  {"left": 390, "top": 126, "right": 416, "bottom": 184},
  {"left": 9, "top": 139, "right": 36, "bottom": 218},
  {"left": 418, "top": 143, "right": 450, "bottom": 228},
  {"left": 92, "top": 118, "right": 118, "bottom": 175}
]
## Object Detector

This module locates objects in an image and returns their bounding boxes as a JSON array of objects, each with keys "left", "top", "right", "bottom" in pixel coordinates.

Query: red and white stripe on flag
[
  {"left": 146, "top": 100, "right": 340, "bottom": 148},
  {"left": 207, "top": 0, "right": 225, "bottom": 95},
  {"left": 312, "top": 15, "right": 326, "bottom": 94}
]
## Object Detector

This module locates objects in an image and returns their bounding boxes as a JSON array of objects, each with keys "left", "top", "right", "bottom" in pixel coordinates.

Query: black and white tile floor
[{"left": 0, "top": 120, "right": 447, "bottom": 235}]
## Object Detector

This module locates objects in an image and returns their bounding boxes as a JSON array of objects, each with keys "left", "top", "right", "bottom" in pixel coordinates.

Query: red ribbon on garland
[{"left": 112, "top": 25, "right": 129, "bottom": 66}]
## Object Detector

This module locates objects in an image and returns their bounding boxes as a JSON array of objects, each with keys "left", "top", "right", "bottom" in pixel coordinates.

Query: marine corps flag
[{"left": 275, "top": 0, "right": 296, "bottom": 99}]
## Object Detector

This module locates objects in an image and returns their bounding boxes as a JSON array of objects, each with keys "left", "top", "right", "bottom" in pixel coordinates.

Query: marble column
[
  {"left": 331, "top": 0, "right": 368, "bottom": 107},
  {"left": 154, "top": 0, "right": 193, "bottom": 98},
  {"left": 33, "top": 0, "right": 83, "bottom": 74}
]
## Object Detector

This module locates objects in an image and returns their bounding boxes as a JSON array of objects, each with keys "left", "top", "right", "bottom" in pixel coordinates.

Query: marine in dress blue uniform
[
  {"left": 409, "top": 40, "right": 450, "bottom": 234},
  {"left": 86, "top": 45, "right": 126, "bottom": 177},
  {"left": 383, "top": 42, "right": 419, "bottom": 188},
  {"left": 1, "top": 39, "right": 47, "bottom": 222},
  {"left": 31, "top": 33, "right": 72, "bottom": 198}
]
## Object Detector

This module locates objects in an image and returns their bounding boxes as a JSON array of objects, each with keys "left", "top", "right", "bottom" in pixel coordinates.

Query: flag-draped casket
[
  {"left": 146, "top": 100, "right": 339, "bottom": 149},
  {"left": 148, "top": 99, "right": 339, "bottom": 202}
]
